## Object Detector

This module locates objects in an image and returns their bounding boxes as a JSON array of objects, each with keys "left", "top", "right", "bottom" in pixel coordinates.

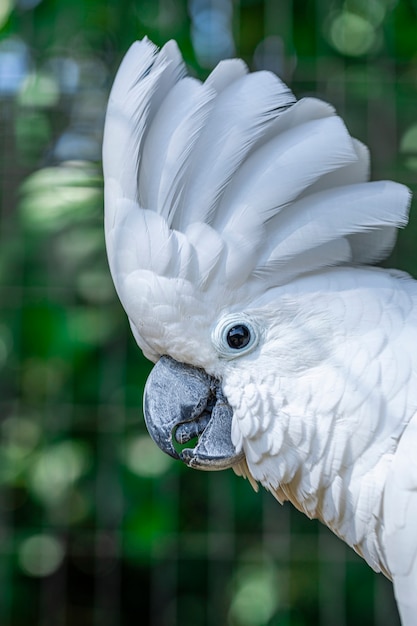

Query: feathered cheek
[{"left": 224, "top": 378, "right": 264, "bottom": 444}]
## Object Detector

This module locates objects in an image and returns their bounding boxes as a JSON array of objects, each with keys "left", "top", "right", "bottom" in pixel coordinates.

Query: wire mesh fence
[{"left": 1, "top": 0, "right": 416, "bottom": 624}]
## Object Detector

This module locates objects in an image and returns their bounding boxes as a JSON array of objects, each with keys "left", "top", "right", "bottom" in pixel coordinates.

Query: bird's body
[
  {"left": 227, "top": 266, "right": 417, "bottom": 576},
  {"left": 103, "top": 38, "right": 415, "bottom": 623}
]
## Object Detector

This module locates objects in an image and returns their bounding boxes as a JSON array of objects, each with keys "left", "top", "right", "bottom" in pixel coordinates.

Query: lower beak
[{"left": 143, "top": 356, "right": 244, "bottom": 470}]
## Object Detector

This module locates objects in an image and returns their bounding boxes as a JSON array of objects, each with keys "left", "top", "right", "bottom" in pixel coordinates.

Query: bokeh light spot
[
  {"left": 29, "top": 440, "right": 90, "bottom": 504},
  {"left": 229, "top": 562, "right": 280, "bottom": 626},
  {"left": 401, "top": 123, "right": 417, "bottom": 171},
  {"left": 0, "top": 416, "right": 41, "bottom": 485},
  {"left": 124, "top": 435, "right": 172, "bottom": 478},
  {"left": 19, "top": 163, "right": 102, "bottom": 232},
  {"left": 18, "top": 71, "right": 59, "bottom": 107},
  {"left": 345, "top": 0, "right": 387, "bottom": 26},
  {"left": 401, "top": 123, "right": 417, "bottom": 153},
  {"left": 0, "top": 37, "right": 29, "bottom": 95},
  {"left": 189, "top": 0, "right": 235, "bottom": 68},
  {"left": 1, "top": 415, "right": 41, "bottom": 450},
  {"left": 67, "top": 308, "right": 118, "bottom": 346},
  {"left": 18, "top": 534, "right": 64, "bottom": 577},
  {"left": 328, "top": 11, "right": 376, "bottom": 56},
  {"left": 0, "top": 0, "right": 13, "bottom": 29}
]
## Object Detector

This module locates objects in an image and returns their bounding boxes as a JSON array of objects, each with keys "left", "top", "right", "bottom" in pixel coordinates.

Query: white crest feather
[{"left": 103, "top": 37, "right": 412, "bottom": 355}]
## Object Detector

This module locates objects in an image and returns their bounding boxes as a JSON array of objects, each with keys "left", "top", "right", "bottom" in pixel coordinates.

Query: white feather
[
  {"left": 184, "top": 222, "right": 225, "bottom": 289},
  {"left": 251, "top": 238, "right": 352, "bottom": 285},
  {"left": 215, "top": 115, "right": 358, "bottom": 231},
  {"left": 205, "top": 58, "right": 248, "bottom": 92},
  {"left": 138, "top": 77, "right": 216, "bottom": 223},
  {"left": 103, "top": 39, "right": 159, "bottom": 202},
  {"left": 173, "top": 70, "right": 296, "bottom": 229},
  {"left": 384, "top": 413, "right": 417, "bottom": 624},
  {"left": 103, "top": 39, "right": 185, "bottom": 203},
  {"left": 257, "top": 181, "right": 410, "bottom": 271}
]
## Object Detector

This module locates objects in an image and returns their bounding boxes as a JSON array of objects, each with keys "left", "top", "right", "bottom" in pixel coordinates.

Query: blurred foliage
[{"left": 0, "top": 0, "right": 416, "bottom": 625}]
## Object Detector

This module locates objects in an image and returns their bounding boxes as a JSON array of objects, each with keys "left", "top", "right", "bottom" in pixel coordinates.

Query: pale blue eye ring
[{"left": 212, "top": 313, "right": 260, "bottom": 360}]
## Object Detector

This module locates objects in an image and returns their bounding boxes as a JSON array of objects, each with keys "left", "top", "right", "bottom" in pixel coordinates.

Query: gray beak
[{"left": 143, "top": 356, "right": 244, "bottom": 470}]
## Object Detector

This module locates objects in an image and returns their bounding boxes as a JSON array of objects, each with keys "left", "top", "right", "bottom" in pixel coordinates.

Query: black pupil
[{"left": 227, "top": 325, "right": 251, "bottom": 349}]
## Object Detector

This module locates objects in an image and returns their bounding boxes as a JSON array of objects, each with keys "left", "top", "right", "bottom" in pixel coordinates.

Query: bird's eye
[
  {"left": 226, "top": 324, "right": 251, "bottom": 349},
  {"left": 212, "top": 313, "right": 260, "bottom": 360}
]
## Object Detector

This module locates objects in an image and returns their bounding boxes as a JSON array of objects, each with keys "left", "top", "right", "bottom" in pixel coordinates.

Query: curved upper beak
[{"left": 143, "top": 356, "right": 244, "bottom": 470}]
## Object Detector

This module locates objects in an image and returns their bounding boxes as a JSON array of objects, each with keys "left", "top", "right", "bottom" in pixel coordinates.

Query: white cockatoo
[{"left": 103, "top": 38, "right": 416, "bottom": 624}]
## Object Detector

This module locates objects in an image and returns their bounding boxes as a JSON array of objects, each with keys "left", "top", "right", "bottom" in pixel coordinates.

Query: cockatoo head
[{"left": 103, "top": 38, "right": 410, "bottom": 480}]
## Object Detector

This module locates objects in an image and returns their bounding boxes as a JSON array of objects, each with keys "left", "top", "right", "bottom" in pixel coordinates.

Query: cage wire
[{"left": 1, "top": 0, "right": 416, "bottom": 624}]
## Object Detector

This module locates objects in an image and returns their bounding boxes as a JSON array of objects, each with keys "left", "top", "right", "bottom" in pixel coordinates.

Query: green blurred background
[{"left": 0, "top": 0, "right": 416, "bottom": 624}]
